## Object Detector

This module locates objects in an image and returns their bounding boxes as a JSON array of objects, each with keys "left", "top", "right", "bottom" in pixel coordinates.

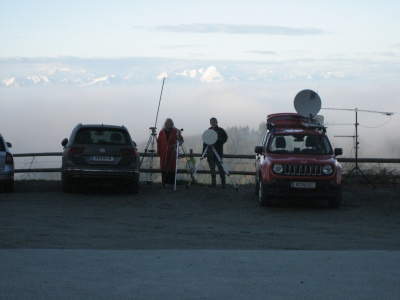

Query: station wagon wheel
[
  {"left": 4, "top": 180, "right": 14, "bottom": 193},
  {"left": 61, "top": 176, "right": 72, "bottom": 193},
  {"left": 128, "top": 178, "right": 139, "bottom": 194}
]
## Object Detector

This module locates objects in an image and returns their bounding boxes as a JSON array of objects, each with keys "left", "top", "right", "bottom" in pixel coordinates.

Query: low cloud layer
[{"left": 2, "top": 80, "right": 399, "bottom": 159}]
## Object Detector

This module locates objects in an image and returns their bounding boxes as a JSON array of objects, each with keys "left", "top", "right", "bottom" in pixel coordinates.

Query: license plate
[
  {"left": 291, "top": 181, "right": 316, "bottom": 189},
  {"left": 91, "top": 156, "right": 114, "bottom": 162}
]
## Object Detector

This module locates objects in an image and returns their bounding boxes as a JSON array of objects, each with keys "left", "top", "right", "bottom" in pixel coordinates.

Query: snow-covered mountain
[
  {"left": 2, "top": 75, "right": 52, "bottom": 87},
  {"left": 1, "top": 66, "right": 226, "bottom": 87},
  {"left": 177, "top": 66, "right": 224, "bottom": 83},
  {"left": 0, "top": 57, "right": 348, "bottom": 88}
]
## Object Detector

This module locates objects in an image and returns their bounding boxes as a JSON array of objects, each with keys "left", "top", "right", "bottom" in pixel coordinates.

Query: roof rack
[{"left": 266, "top": 113, "right": 326, "bottom": 133}]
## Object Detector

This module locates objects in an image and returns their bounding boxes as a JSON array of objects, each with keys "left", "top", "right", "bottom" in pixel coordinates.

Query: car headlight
[
  {"left": 273, "top": 164, "right": 284, "bottom": 174},
  {"left": 322, "top": 165, "right": 333, "bottom": 175}
]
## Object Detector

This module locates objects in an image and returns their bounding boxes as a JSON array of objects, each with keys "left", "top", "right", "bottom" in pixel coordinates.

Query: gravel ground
[{"left": 1, "top": 180, "right": 400, "bottom": 250}]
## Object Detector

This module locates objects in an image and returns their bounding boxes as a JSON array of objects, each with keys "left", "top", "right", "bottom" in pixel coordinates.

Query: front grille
[{"left": 283, "top": 164, "right": 323, "bottom": 176}]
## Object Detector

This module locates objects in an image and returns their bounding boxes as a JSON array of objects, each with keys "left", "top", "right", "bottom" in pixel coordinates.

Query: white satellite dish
[
  {"left": 202, "top": 129, "right": 218, "bottom": 145},
  {"left": 294, "top": 89, "right": 321, "bottom": 117}
]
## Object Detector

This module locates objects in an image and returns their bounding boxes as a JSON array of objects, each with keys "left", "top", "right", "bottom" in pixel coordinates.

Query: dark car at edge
[{"left": 0, "top": 133, "right": 14, "bottom": 192}]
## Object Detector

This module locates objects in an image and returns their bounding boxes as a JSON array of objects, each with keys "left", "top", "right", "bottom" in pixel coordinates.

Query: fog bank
[{"left": 2, "top": 81, "right": 399, "bottom": 158}]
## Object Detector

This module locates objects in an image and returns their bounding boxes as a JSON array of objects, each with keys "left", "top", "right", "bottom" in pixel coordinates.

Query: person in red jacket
[{"left": 157, "top": 118, "right": 184, "bottom": 187}]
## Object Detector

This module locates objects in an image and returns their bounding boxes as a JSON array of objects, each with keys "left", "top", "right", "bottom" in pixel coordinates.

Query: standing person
[
  {"left": 157, "top": 118, "right": 184, "bottom": 187},
  {"left": 203, "top": 117, "right": 228, "bottom": 188}
]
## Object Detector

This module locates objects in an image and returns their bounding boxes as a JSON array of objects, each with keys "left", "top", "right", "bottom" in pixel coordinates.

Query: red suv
[{"left": 254, "top": 113, "right": 343, "bottom": 208}]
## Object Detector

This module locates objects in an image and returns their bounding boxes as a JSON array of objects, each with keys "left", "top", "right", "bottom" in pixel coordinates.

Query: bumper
[
  {"left": 264, "top": 179, "right": 341, "bottom": 198},
  {"left": 63, "top": 168, "right": 140, "bottom": 183}
]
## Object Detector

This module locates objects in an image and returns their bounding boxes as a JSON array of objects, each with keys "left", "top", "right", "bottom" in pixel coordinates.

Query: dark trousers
[
  {"left": 162, "top": 171, "right": 175, "bottom": 185},
  {"left": 207, "top": 157, "right": 225, "bottom": 183}
]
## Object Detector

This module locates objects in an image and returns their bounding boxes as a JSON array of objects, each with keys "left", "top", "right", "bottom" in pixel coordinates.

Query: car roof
[
  {"left": 77, "top": 124, "right": 126, "bottom": 128},
  {"left": 272, "top": 129, "right": 325, "bottom": 136},
  {"left": 74, "top": 124, "right": 128, "bottom": 131}
]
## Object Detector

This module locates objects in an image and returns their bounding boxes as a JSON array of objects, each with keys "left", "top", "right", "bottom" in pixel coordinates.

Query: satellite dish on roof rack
[{"left": 294, "top": 89, "right": 321, "bottom": 118}]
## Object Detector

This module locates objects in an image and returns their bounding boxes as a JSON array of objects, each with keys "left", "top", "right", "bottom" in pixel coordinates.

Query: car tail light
[
  {"left": 5, "top": 152, "right": 13, "bottom": 164},
  {"left": 67, "top": 147, "right": 85, "bottom": 154},
  {"left": 120, "top": 148, "right": 137, "bottom": 157}
]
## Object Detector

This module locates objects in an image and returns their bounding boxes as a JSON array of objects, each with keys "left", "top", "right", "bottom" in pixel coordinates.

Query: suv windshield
[
  {"left": 74, "top": 128, "right": 131, "bottom": 145},
  {"left": 268, "top": 134, "right": 332, "bottom": 155}
]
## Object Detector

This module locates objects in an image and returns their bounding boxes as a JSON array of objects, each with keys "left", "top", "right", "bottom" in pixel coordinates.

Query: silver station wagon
[{"left": 61, "top": 124, "right": 140, "bottom": 193}]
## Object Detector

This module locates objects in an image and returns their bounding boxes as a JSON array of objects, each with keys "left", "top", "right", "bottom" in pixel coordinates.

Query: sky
[
  {"left": 2, "top": 0, "right": 400, "bottom": 60},
  {"left": 1, "top": 0, "right": 400, "bottom": 158}
]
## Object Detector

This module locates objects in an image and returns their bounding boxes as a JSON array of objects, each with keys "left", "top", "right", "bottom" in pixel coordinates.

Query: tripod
[
  {"left": 343, "top": 158, "right": 375, "bottom": 190},
  {"left": 186, "top": 144, "right": 238, "bottom": 190},
  {"left": 140, "top": 77, "right": 166, "bottom": 184},
  {"left": 140, "top": 127, "right": 158, "bottom": 184}
]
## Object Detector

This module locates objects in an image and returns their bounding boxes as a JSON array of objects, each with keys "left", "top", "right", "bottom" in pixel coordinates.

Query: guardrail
[{"left": 13, "top": 152, "right": 400, "bottom": 176}]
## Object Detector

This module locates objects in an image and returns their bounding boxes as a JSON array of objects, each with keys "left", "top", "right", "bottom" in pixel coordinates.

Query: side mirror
[
  {"left": 334, "top": 148, "right": 343, "bottom": 156},
  {"left": 254, "top": 146, "right": 263, "bottom": 155},
  {"left": 61, "top": 138, "right": 68, "bottom": 147},
  {"left": 6, "top": 142, "right": 12, "bottom": 148}
]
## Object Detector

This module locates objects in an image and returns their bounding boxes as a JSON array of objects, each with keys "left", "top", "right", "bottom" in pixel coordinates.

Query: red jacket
[{"left": 157, "top": 128, "right": 183, "bottom": 171}]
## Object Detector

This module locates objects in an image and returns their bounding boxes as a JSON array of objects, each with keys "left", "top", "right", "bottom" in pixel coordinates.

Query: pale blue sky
[{"left": 1, "top": 0, "right": 400, "bottom": 62}]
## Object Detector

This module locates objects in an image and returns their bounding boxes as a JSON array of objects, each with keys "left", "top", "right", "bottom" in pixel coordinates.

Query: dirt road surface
[
  {"left": 1, "top": 181, "right": 400, "bottom": 299},
  {"left": 1, "top": 181, "right": 399, "bottom": 250}
]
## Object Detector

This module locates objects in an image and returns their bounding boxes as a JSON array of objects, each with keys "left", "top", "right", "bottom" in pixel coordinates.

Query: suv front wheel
[
  {"left": 258, "top": 181, "right": 271, "bottom": 207},
  {"left": 328, "top": 186, "right": 342, "bottom": 208}
]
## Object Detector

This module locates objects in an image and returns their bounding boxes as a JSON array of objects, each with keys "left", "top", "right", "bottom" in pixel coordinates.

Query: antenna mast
[
  {"left": 154, "top": 77, "right": 165, "bottom": 129},
  {"left": 322, "top": 107, "right": 395, "bottom": 190},
  {"left": 140, "top": 77, "right": 167, "bottom": 184}
]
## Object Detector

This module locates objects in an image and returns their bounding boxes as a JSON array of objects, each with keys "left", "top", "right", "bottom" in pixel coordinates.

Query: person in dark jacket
[
  {"left": 203, "top": 117, "right": 228, "bottom": 187},
  {"left": 157, "top": 118, "right": 184, "bottom": 187}
]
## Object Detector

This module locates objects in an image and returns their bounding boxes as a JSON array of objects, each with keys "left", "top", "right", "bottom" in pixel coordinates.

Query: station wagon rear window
[{"left": 74, "top": 129, "right": 131, "bottom": 145}]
